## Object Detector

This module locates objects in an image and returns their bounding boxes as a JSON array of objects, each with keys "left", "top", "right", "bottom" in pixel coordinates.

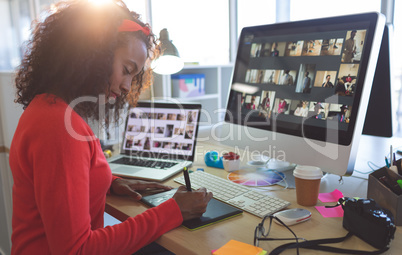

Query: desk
[{"left": 106, "top": 136, "right": 402, "bottom": 254}]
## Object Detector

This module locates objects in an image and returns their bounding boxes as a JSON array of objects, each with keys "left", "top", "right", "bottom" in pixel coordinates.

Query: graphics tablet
[{"left": 141, "top": 188, "right": 243, "bottom": 230}]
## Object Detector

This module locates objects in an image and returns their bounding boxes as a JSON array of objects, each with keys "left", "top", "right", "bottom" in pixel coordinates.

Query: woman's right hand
[{"left": 172, "top": 186, "right": 213, "bottom": 221}]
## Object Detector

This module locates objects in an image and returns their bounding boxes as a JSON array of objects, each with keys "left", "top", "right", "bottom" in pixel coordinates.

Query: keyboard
[
  {"left": 174, "top": 171, "right": 290, "bottom": 218},
  {"left": 110, "top": 157, "right": 177, "bottom": 169}
]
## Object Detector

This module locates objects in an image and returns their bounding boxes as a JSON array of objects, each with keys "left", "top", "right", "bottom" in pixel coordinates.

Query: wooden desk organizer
[{"left": 367, "top": 160, "right": 402, "bottom": 226}]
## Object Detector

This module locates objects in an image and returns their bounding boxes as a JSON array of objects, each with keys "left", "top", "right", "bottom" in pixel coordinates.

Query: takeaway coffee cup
[{"left": 293, "top": 165, "right": 323, "bottom": 206}]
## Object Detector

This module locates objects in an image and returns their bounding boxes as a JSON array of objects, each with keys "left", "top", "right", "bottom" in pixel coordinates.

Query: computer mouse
[{"left": 273, "top": 208, "right": 311, "bottom": 226}]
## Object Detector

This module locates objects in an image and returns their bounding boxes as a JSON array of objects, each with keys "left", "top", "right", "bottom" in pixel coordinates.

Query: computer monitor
[
  {"left": 362, "top": 23, "right": 394, "bottom": 137},
  {"left": 223, "top": 12, "right": 386, "bottom": 176}
]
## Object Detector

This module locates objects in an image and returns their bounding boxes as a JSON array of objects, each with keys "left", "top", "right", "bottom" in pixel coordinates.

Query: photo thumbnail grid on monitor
[{"left": 226, "top": 19, "right": 374, "bottom": 144}]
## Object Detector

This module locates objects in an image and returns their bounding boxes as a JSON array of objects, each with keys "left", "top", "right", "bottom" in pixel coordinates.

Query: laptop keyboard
[{"left": 111, "top": 157, "right": 178, "bottom": 169}]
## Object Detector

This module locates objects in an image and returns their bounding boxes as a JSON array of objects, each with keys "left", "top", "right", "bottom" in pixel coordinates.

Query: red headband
[{"left": 118, "top": 19, "right": 150, "bottom": 36}]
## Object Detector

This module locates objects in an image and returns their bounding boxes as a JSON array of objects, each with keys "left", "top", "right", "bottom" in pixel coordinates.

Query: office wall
[
  {"left": 0, "top": 71, "right": 22, "bottom": 255},
  {"left": 0, "top": 126, "right": 9, "bottom": 255},
  {"left": 0, "top": 145, "right": 11, "bottom": 255}
]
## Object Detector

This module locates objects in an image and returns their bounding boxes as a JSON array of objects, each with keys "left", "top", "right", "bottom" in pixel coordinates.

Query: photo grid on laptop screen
[{"left": 122, "top": 105, "right": 199, "bottom": 157}]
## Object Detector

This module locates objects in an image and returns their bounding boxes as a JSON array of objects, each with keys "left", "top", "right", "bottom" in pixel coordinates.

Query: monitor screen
[{"left": 224, "top": 12, "right": 385, "bottom": 176}]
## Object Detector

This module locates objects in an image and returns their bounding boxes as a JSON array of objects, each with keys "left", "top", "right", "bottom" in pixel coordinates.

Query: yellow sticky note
[{"left": 213, "top": 240, "right": 263, "bottom": 255}]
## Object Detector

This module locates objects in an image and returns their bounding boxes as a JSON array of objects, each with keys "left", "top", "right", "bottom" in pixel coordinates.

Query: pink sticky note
[
  {"left": 315, "top": 206, "right": 344, "bottom": 218},
  {"left": 318, "top": 189, "right": 343, "bottom": 203}
]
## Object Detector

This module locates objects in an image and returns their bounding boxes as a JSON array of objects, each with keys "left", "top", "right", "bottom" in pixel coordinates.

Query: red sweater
[{"left": 9, "top": 94, "right": 182, "bottom": 254}]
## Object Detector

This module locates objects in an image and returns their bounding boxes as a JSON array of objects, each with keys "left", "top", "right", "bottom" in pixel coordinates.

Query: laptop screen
[{"left": 121, "top": 101, "right": 201, "bottom": 161}]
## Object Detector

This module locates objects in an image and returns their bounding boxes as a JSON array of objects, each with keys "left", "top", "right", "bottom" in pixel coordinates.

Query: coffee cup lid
[{"left": 293, "top": 165, "right": 323, "bottom": 180}]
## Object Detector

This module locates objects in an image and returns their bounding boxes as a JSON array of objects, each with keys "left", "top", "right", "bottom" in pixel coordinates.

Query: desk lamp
[{"left": 152, "top": 28, "right": 184, "bottom": 75}]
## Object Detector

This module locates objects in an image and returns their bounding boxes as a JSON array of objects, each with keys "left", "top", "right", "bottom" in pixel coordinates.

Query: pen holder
[{"left": 367, "top": 159, "right": 402, "bottom": 225}]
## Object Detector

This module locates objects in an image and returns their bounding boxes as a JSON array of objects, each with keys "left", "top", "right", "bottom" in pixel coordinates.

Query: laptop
[{"left": 108, "top": 101, "right": 201, "bottom": 181}]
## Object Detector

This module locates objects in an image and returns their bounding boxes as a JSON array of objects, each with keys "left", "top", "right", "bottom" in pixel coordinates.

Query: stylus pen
[{"left": 183, "top": 167, "right": 192, "bottom": 192}]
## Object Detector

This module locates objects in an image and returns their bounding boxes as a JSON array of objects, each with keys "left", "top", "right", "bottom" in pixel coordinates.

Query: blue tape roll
[{"left": 204, "top": 151, "right": 224, "bottom": 169}]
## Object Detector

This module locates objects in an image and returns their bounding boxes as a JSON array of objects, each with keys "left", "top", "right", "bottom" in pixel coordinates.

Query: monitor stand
[
  {"left": 245, "top": 159, "right": 297, "bottom": 189},
  {"left": 276, "top": 169, "right": 296, "bottom": 189}
]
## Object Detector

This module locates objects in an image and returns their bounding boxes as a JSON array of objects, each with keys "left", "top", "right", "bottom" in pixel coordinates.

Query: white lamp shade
[
  {"left": 152, "top": 28, "right": 184, "bottom": 75},
  {"left": 152, "top": 55, "right": 184, "bottom": 75}
]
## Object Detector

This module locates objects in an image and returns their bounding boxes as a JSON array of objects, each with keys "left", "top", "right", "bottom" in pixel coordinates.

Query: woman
[
  {"left": 338, "top": 105, "right": 349, "bottom": 123},
  {"left": 277, "top": 99, "right": 287, "bottom": 114},
  {"left": 9, "top": 0, "right": 212, "bottom": 254}
]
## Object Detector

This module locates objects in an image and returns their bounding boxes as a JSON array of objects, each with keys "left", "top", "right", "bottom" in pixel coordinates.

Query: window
[
  {"left": 124, "top": 0, "right": 148, "bottom": 23},
  {"left": 151, "top": 0, "right": 229, "bottom": 65},
  {"left": 289, "top": 0, "right": 381, "bottom": 21},
  {"left": 393, "top": 0, "right": 402, "bottom": 130},
  {"left": 237, "top": 0, "right": 276, "bottom": 38},
  {"left": 393, "top": 0, "right": 401, "bottom": 88},
  {"left": 0, "top": 0, "right": 393, "bottom": 70},
  {"left": 39, "top": 0, "right": 56, "bottom": 11},
  {"left": 37, "top": 0, "right": 57, "bottom": 21},
  {"left": 0, "top": 0, "right": 19, "bottom": 70},
  {"left": 17, "top": 0, "right": 33, "bottom": 47}
]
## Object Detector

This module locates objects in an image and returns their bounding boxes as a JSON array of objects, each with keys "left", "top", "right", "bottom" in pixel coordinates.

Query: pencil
[
  {"left": 385, "top": 156, "right": 390, "bottom": 168},
  {"left": 183, "top": 167, "right": 192, "bottom": 192}
]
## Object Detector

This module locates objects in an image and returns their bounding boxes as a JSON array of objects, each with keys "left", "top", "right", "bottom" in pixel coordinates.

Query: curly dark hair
[{"left": 15, "top": 0, "right": 159, "bottom": 122}]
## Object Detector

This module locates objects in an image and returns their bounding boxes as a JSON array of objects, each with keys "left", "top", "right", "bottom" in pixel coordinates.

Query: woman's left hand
[{"left": 111, "top": 178, "right": 174, "bottom": 200}]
